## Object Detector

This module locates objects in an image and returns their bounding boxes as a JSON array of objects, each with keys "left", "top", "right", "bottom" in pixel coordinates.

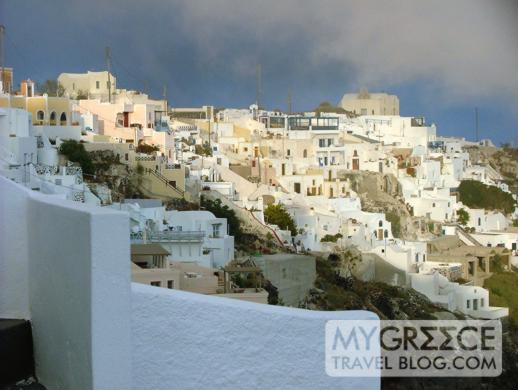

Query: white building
[{"left": 411, "top": 272, "right": 508, "bottom": 319}]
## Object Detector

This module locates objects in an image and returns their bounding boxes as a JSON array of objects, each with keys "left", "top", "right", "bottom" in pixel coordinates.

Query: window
[
  {"left": 96, "top": 81, "right": 100, "bottom": 89},
  {"left": 478, "top": 217, "right": 481, "bottom": 226},
  {"left": 287, "top": 149, "right": 291, "bottom": 156},
  {"left": 303, "top": 149, "right": 307, "bottom": 158},
  {"left": 60, "top": 112, "right": 67, "bottom": 125},
  {"left": 379, "top": 220, "right": 383, "bottom": 227},
  {"left": 167, "top": 280, "right": 174, "bottom": 289},
  {"left": 480, "top": 298, "right": 484, "bottom": 307},
  {"left": 125, "top": 153, "right": 129, "bottom": 161},
  {"left": 432, "top": 203, "right": 435, "bottom": 207},
  {"left": 49, "top": 111, "right": 56, "bottom": 124},
  {"left": 151, "top": 281, "right": 161, "bottom": 287},
  {"left": 466, "top": 300, "right": 470, "bottom": 309},
  {"left": 212, "top": 224, "right": 221, "bottom": 238},
  {"left": 116, "top": 113, "right": 124, "bottom": 126},
  {"left": 36, "top": 110, "right": 44, "bottom": 121}
]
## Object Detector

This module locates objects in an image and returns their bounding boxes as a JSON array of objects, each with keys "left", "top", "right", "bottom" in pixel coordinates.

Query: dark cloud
[{"left": 2, "top": 0, "right": 518, "bottom": 143}]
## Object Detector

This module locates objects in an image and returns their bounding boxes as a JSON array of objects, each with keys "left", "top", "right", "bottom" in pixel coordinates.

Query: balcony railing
[
  {"left": 149, "top": 231, "right": 205, "bottom": 242},
  {"left": 131, "top": 230, "right": 205, "bottom": 242}
]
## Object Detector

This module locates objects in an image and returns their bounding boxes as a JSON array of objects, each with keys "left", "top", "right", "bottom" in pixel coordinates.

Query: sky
[{"left": 2, "top": 0, "right": 518, "bottom": 145}]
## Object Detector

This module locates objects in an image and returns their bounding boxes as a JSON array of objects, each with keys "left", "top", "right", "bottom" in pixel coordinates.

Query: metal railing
[
  {"left": 131, "top": 230, "right": 206, "bottom": 242},
  {"left": 149, "top": 230, "right": 205, "bottom": 242}
]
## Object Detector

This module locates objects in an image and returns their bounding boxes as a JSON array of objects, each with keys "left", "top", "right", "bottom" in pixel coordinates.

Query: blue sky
[{"left": 2, "top": 0, "right": 518, "bottom": 145}]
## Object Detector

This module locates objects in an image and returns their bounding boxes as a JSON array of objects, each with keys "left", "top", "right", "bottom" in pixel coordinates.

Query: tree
[
  {"left": 314, "top": 101, "right": 348, "bottom": 116},
  {"left": 59, "top": 140, "right": 94, "bottom": 175},
  {"left": 457, "top": 208, "right": 470, "bottom": 226},
  {"left": 200, "top": 196, "right": 242, "bottom": 239},
  {"left": 76, "top": 89, "right": 88, "bottom": 99},
  {"left": 38, "top": 79, "right": 65, "bottom": 97},
  {"left": 264, "top": 204, "right": 297, "bottom": 236},
  {"left": 195, "top": 142, "right": 212, "bottom": 156}
]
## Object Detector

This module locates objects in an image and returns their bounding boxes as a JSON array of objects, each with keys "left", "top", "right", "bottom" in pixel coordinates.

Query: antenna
[
  {"left": 162, "top": 85, "right": 168, "bottom": 113},
  {"left": 0, "top": 25, "right": 5, "bottom": 93},
  {"left": 475, "top": 107, "right": 479, "bottom": 142},
  {"left": 287, "top": 89, "right": 292, "bottom": 114},
  {"left": 256, "top": 64, "right": 262, "bottom": 109},
  {"left": 105, "top": 46, "right": 112, "bottom": 103}
]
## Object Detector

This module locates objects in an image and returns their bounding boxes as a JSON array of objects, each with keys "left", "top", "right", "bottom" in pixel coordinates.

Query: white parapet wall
[
  {"left": 132, "top": 284, "right": 379, "bottom": 389},
  {"left": 0, "top": 175, "right": 380, "bottom": 389},
  {"left": 0, "top": 176, "right": 132, "bottom": 389}
]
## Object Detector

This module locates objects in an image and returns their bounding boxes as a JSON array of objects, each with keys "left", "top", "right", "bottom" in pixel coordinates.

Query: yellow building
[
  {"left": 338, "top": 88, "right": 399, "bottom": 116},
  {"left": 0, "top": 94, "right": 73, "bottom": 125},
  {"left": 58, "top": 71, "right": 116, "bottom": 101}
]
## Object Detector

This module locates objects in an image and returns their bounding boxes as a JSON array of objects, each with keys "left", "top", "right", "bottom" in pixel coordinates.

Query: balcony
[{"left": 149, "top": 230, "right": 205, "bottom": 242}]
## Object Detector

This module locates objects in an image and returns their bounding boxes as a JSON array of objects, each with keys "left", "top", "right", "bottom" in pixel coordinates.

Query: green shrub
[
  {"left": 59, "top": 140, "right": 94, "bottom": 175},
  {"left": 457, "top": 208, "right": 470, "bottom": 226},
  {"left": 385, "top": 211, "right": 402, "bottom": 238},
  {"left": 136, "top": 143, "right": 160, "bottom": 154},
  {"left": 321, "top": 233, "right": 343, "bottom": 243},
  {"left": 459, "top": 180, "right": 516, "bottom": 214}
]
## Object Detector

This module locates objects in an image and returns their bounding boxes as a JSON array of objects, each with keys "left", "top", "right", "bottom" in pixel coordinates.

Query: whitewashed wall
[
  {"left": 0, "top": 176, "right": 131, "bottom": 389},
  {"left": 131, "top": 284, "right": 379, "bottom": 389},
  {"left": 1, "top": 175, "right": 380, "bottom": 389},
  {"left": 0, "top": 176, "right": 30, "bottom": 319}
]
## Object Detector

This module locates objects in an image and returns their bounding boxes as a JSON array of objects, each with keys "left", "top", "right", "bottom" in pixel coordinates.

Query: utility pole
[
  {"left": 0, "top": 25, "right": 5, "bottom": 93},
  {"left": 475, "top": 107, "right": 479, "bottom": 142},
  {"left": 105, "top": 46, "right": 112, "bottom": 103},
  {"left": 256, "top": 63, "right": 262, "bottom": 109},
  {"left": 208, "top": 119, "right": 211, "bottom": 151}
]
